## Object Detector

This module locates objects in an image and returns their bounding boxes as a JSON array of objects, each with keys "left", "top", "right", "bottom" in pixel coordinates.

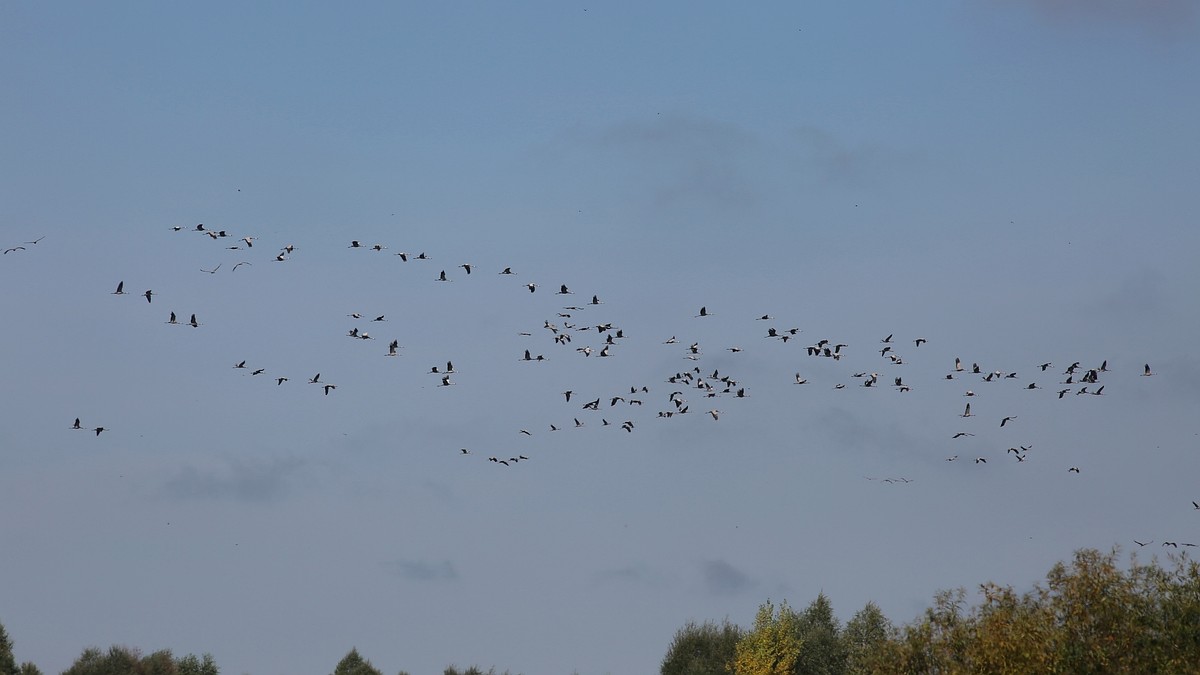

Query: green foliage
[
  {"left": 867, "top": 548, "right": 1200, "bottom": 675},
  {"left": 732, "top": 599, "right": 805, "bottom": 675},
  {"left": 0, "top": 621, "right": 17, "bottom": 675},
  {"left": 840, "top": 603, "right": 892, "bottom": 675},
  {"left": 333, "top": 648, "right": 383, "bottom": 675},
  {"left": 660, "top": 618, "right": 743, "bottom": 675},
  {"left": 61, "top": 646, "right": 218, "bottom": 675},
  {"left": 16, "top": 664, "right": 40, "bottom": 675},
  {"left": 794, "top": 593, "right": 847, "bottom": 675},
  {"left": 176, "top": 654, "right": 219, "bottom": 675},
  {"left": 62, "top": 645, "right": 143, "bottom": 675}
]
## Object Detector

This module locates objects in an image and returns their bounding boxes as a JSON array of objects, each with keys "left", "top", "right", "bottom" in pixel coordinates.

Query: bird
[
  {"left": 309, "top": 373, "right": 321, "bottom": 384},
  {"left": 166, "top": 312, "right": 178, "bottom": 325},
  {"left": 1143, "top": 364, "right": 1154, "bottom": 376},
  {"left": 1000, "top": 416, "right": 1017, "bottom": 427},
  {"left": 3, "top": 246, "right": 26, "bottom": 254},
  {"left": 275, "top": 377, "right": 288, "bottom": 385},
  {"left": 234, "top": 360, "right": 247, "bottom": 369},
  {"left": 708, "top": 409, "right": 720, "bottom": 420},
  {"left": 387, "top": 340, "right": 400, "bottom": 357},
  {"left": 323, "top": 384, "right": 337, "bottom": 395},
  {"left": 200, "top": 264, "right": 221, "bottom": 274},
  {"left": 557, "top": 284, "right": 572, "bottom": 294},
  {"left": 72, "top": 418, "right": 82, "bottom": 430},
  {"left": 232, "top": 261, "right": 251, "bottom": 271},
  {"left": 500, "top": 267, "right": 515, "bottom": 274},
  {"left": 112, "top": 281, "right": 126, "bottom": 295},
  {"left": 961, "top": 403, "right": 973, "bottom": 417},
  {"left": 794, "top": 373, "right": 808, "bottom": 385},
  {"left": 1134, "top": 540, "right": 1153, "bottom": 547},
  {"left": 952, "top": 432, "right": 974, "bottom": 439},
  {"left": 242, "top": 236, "right": 255, "bottom": 248},
  {"left": 460, "top": 264, "right": 473, "bottom": 274},
  {"left": 437, "top": 270, "right": 450, "bottom": 282},
  {"left": 526, "top": 283, "right": 537, "bottom": 293},
  {"left": 439, "top": 375, "right": 454, "bottom": 387},
  {"left": 93, "top": 427, "right": 106, "bottom": 436},
  {"left": 189, "top": 314, "right": 200, "bottom": 328},
  {"left": 697, "top": 306, "right": 710, "bottom": 317},
  {"left": 143, "top": 290, "right": 154, "bottom": 303},
  {"left": 1069, "top": 467, "right": 1081, "bottom": 473}
]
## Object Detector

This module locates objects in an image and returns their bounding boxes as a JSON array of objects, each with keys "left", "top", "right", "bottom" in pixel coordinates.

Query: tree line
[
  {"left": 5, "top": 547, "right": 1198, "bottom": 674},
  {"left": 662, "top": 547, "right": 1200, "bottom": 674}
]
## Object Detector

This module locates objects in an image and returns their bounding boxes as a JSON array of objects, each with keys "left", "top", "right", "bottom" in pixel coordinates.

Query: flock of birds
[{"left": 6, "top": 223, "right": 1194, "bottom": 548}]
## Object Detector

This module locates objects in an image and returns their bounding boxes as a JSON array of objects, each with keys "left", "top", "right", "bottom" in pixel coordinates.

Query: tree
[
  {"left": 16, "top": 664, "right": 40, "bottom": 675},
  {"left": 332, "top": 648, "right": 383, "bottom": 675},
  {"left": 660, "top": 618, "right": 743, "bottom": 675},
  {"left": 732, "top": 600, "right": 804, "bottom": 675},
  {"left": 176, "top": 654, "right": 219, "bottom": 675},
  {"left": 0, "top": 621, "right": 17, "bottom": 675},
  {"left": 794, "top": 593, "right": 846, "bottom": 675},
  {"left": 62, "top": 645, "right": 142, "bottom": 675},
  {"left": 840, "top": 602, "right": 892, "bottom": 675}
]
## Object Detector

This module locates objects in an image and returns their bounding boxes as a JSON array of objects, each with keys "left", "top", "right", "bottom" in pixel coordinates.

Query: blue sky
[{"left": 2, "top": 2, "right": 1199, "bottom": 674}]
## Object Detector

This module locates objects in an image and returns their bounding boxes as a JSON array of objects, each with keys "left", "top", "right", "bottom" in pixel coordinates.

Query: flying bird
[
  {"left": 200, "top": 264, "right": 221, "bottom": 274},
  {"left": 112, "top": 281, "right": 126, "bottom": 295},
  {"left": 143, "top": 290, "right": 154, "bottom": 303}
]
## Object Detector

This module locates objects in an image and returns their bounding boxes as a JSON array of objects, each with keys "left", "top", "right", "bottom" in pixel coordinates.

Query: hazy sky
[{"left": 2, "top": 3, "right": 1199, "bottom": 674}]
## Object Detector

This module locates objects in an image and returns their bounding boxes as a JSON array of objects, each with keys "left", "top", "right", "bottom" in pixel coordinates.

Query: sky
[{"left": 2, "top": 2, "right": 1199, "bottom": 674}]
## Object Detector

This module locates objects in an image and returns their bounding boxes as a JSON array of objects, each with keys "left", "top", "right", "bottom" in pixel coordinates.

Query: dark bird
[
  {"left": 233, "top": 261, "right": 251, "bottom": 271},
  {"left": 1143, "top": 364, "right": 1154, "bottom": 376},
  {"left": 323, "top": 384, "right": 337, "bottom": 395},
  {"left": 439, "top": 375, "right": 453, "bottom": 387},
  {"left": 557, "top": 284, "right": 573, "bottom": 294},
  {"left": 309, "top": 373, "right": 321, "bottom": 384},
  {"left": 94, "top": 427, "right": 106, "bottom": 436},
  {"left": 72, "top": 418, "right": 82, "bottom": 430},
  {"left": 1000, "top": 416, "right": 1017, "bottom": 427},
  {"left": 276, "top": 377, "right": 288, "bottom": 385},
  {"left": 387, "top": 340, "right": 400, "bottom": 357},
  {"left": 1134, "top": 540, "right": 1153, "bottom": 547},
  {"left": 697, "top": 306, "right": 710, "bottom": 317},
  {"left": 563, "top": 391, "right": 573, "bottom": 402},
  {"left": 952, "top": 432, "right": 974, "bottom": 438},
  {"left": 1069, "top": 467, "right": 1081, "bottom": 473},
  {"left": 113, "top": 281, "right": 126, "bottom": 295},
  {"left": 144, "top": 290, "right": 154, "bottom": 303},
  {"left": 234, "top": 360, "right": 247, "bottom": 369},
  {"left": 3, "top": 246, "right": 26, "bottom": 254},
  {"left": 189, "top": 313, "right": 200, "bottom": 328},
  {"left": 200, "top": 264, "right": 221, "bottom": 274},
  {"left": 460, "top": 264, "right": 473, "bottom": 274},
  {"left": 500, "top": 267, "right": 514, "bottom": 274},
  {"left": 166, "top": 312, "right": 178, "bottom": 325},
  {"left": 437, "top": 270, "right": 450, "bottom": 282},
  {"left": 961, "top": 403, "right": 973, "bottom": 418}
]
